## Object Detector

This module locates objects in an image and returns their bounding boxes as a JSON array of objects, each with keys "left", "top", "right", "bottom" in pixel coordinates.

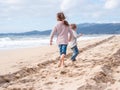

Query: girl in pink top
[{"left": 50, "top": 12, "right": 72, "bottom": 67}]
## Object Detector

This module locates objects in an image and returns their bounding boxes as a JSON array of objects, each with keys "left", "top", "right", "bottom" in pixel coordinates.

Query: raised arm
[{"left": 74, "top": 31, "right": 82, "bottom": 38}]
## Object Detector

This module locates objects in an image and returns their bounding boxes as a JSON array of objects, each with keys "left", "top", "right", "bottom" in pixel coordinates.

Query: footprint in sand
[
  {"left": 77, "top": 83, "right": 102, "bottom": 90},
  {"left": 7, "top": 87, "right": 34, "bottom": 90},
  {"left": 44, "top": 81, "right": 54, "bottom": 85}
]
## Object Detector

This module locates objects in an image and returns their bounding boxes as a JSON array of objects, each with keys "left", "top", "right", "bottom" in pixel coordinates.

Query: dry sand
[{"left": 0, "top": 35, "right": 120, "bottom": 90}]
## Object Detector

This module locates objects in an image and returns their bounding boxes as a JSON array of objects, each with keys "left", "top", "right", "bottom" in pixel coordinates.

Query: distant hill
[
  {"left": 77, "top": 23, "right": 120, "bottom": 34},
  {"left": 0, "top": 23, "right": 120, "bottom": 36},
  {"left": 0, "top": 30, "right": 51, "bottom": 36}
]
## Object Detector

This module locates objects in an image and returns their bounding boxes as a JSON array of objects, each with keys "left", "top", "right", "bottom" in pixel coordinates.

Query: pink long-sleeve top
[{"left": 50, "top": 21, "right": 72, "bottom": 45}]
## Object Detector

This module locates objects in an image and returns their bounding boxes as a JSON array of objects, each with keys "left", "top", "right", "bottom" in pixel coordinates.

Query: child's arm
[
  {"left": 68, "top": 28, "right": 73, "bottom": 42},
  {"left": 77, "top": 33, "right": 83, "bottom": 38},
  {"left": 74, "top": 32, "right": 82, "bottom": 38},
  {"left": 50, "top": 27, "right": 57, "bottom": 45}
]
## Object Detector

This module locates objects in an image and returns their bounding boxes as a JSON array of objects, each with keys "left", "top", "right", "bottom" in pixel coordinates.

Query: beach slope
[{"left": 0, "top": 35, "right": 120, "bottom": 90}]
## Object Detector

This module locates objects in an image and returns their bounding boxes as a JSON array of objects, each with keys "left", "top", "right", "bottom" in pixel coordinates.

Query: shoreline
[
  {"left": 0, "top": 34, "right": 115, "bottom": 51},
  {"left": 0, "top": 35, "right": 115, "bottom": 75}
]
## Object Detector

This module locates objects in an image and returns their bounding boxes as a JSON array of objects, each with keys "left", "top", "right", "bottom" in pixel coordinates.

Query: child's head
[
  {"left": 70, "top": 24, "right": 77, "bottom": 30},
  {"left": 57, "top": 12, "right": 66, "bottom": 21},
  {"left": 56, "top": 12, "right": 69, "bottom": 26}
]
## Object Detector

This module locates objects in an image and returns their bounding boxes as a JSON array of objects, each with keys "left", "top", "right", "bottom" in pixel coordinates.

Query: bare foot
[
  {"left": 58, "top": 63, "right": 61, "bottom": 67},
  {"left": 71, "top": 61, "right": 76, "bottom": 66},
  {"left": 58, "top": 61, "right": 66, "bottom": 67}
]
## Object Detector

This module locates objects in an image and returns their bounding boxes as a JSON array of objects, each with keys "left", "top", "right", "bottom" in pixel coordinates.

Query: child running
[
  {"left": 69, "top": 24, "right": 82, "bottom": 62},
  {"left": 50, "top": 12, "right": 73, "bottom": 67}
]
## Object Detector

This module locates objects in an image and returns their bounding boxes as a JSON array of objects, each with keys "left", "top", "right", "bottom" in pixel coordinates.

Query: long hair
[{"left": 57, "top": 12, "right": 69, "bottom": 26}]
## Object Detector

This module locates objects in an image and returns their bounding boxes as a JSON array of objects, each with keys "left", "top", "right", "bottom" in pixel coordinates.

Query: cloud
[
  {"left": 61, "top": 0, "right": 76, "bottom": 11},
  {"left": 92, "top": 11, "right": 103, "bottom": 18},
  {"left": 0, "top": 0, "right": 21, "bottom": 5},
  {"left": 6, "top": 0, "right": 21, "bottom": 4},
  {"left": 60, "top": 0, "right": 120, "bottom": 20},
  {"left": 0, "top": 0, "right": 24, "bottom": 16},
  {"left": 0, "top": 0, "right": 61, "bottom": 18},
  {"left": 0, "top": 0, "right": 120, "bottom": 33},
  {"left": 60, "top": 0, "right": 103, "bottom": 19},
  {"left": 104, "top": 0, "right": 120, "bottom": 9},
  {"left": 60, "top": 0, "right": 84, "bottom": 12},
  {"left": 0, "top": 0, "right": 62, "bottom": 32}
]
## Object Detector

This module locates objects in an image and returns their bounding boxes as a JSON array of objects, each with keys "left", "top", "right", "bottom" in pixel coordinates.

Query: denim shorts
[{"left": 59, "top": 44, "right": 67, "bottom": 55}]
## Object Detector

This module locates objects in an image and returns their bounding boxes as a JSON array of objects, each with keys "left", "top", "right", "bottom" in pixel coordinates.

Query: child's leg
[
  {"left": 58, "top": 44, "right": 67, "bottom": 67},
  {"left": 58, "top": 54, "right": 65, "bottom": 67},
  {"left": 58, "top": 45, "right": 62, "bottom": 67},
  {"left": 71, "top": 46, "right": 79, "bottom": 61}
]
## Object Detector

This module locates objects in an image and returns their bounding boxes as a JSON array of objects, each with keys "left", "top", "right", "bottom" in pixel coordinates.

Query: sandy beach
[{"left": 0, "top": 35, "right": 120, "bottom": 90}]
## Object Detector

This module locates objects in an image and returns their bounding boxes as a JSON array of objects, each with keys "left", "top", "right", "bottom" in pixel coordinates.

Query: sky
[{"left": 0, "top": 0, "right": 120, "bottom": 33}]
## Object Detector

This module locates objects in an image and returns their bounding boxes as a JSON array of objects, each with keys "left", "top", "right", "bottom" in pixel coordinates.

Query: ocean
[
  {"left": 0, "top": 35, "right": 50, "bottom": 50},
  {"left": 0, "top": 34, "right": 111, "bottom": 50}
]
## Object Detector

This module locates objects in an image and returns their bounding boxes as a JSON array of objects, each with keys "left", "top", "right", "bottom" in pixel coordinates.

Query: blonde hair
[{"left": 70, "top": 24, "right": 77, "bottom": 30}]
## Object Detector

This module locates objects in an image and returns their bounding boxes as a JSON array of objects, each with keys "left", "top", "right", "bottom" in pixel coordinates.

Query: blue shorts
[{"left": 59, "top": 44, "right": 67, "bottom": 55}]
